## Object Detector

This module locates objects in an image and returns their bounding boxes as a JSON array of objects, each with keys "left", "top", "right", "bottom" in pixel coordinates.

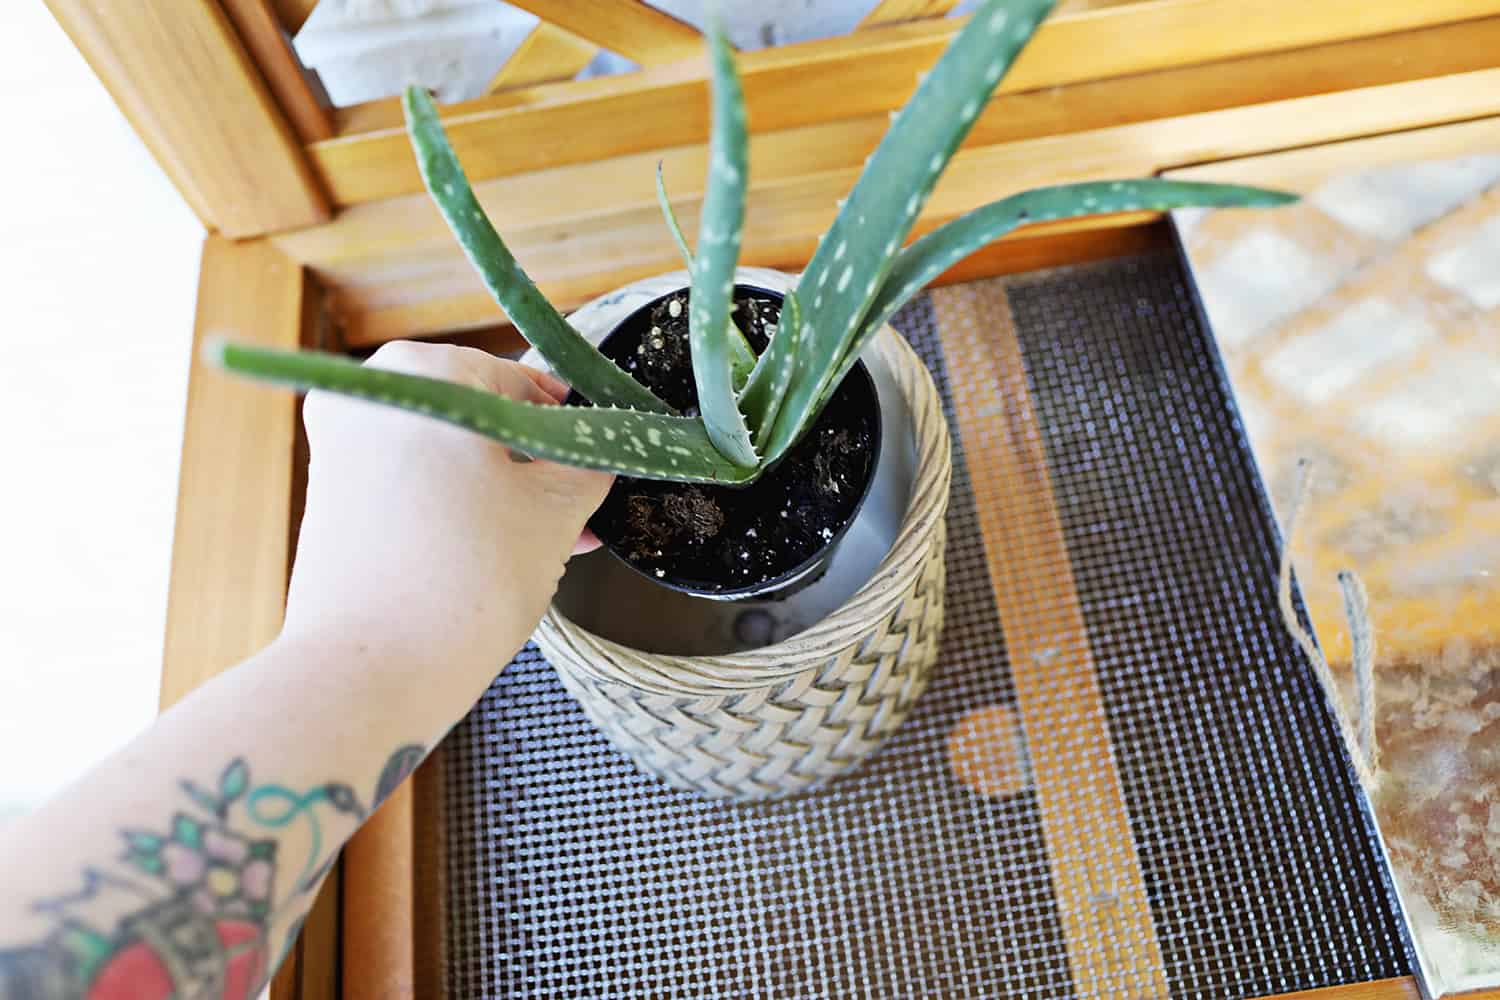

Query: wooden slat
[
  {"left": 310, "top": 15, "right": 1500, "bottom": 239},
  {"left": 860, "top": 0, "right": 961, "bottom": 27},
  {"left": 300, "top": 866, "right": 340, "bottom": 1000},
  {"left": 1168, "top": 116, "right": 1500, "bottom": 193},
  {"left": 930, "top": 215, "right": 1169, "bottom": 285},
  {"left": 163, "top": 238, "right": 307, "bottom": 999},
  {"left": 1258, "top": 981, "right": 1420, "bottom": 999},
  {"left": 331, "top": 215, "right": 1163, "bottom": 345},
  {"left": 862, "top": 0, "right": 1138, "bottom": 25},
  {"left": 1056, "top": 0, "right": 1151, "bottom": 10},
  {"left": 279, "top": 61, "right": 1500, "bottom": 343},
  {"left": 343, "top": 750, "right": 448, "bottom": 999},
  {"left": 270, "top": 0, "right": 318, "bottom": 34},
  {"left": 487, "top": 22, "right": 600, "bottom": 92},
  {"left": 411, "top": 752, "right": 448, "bottom": 999},
  {"left": 161, "top": 236, "right": 303, "bottom": 708},
  {"left": 502, "top": 0, "right": 701, "bottom": 66},
  {"left": 45, "top": 0, "right": 328, "bottom": 236},
  {"left": 344, "top": 774, "right": 417, "bottom": 998},
  {"left": 219, "top": 0, "right": 333, "bottom": 142},
  {"left": 270, "top": 933, "right": 301, "bottom": 1000},
  {"left": 931, "top": 280, "right": 1169, "bottom": 995},
  {"left": 329, "top": 216, "right": 1163, "bottom": 347},
  {"left": 1256, "top": 979, "right": 1500, "bottom": 999},
  {"left": 312, "top": 0, "right": 1500, "bottom": 205}
]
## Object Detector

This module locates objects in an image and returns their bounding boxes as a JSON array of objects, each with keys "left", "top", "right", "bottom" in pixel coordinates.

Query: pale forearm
[
  {"left": 0, "top": 345, "right": 607, "bottom": 999},
  {"left": 0, "top": 627, "right": 520, "bottom": 998}
]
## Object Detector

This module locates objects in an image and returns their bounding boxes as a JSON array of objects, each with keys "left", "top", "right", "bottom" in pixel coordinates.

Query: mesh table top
[{"left": 438, "top": 249, "right": 1410, "bottom": 999}]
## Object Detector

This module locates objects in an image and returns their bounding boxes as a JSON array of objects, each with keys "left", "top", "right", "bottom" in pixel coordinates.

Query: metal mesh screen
[
  {"left": 441, "top": 251, "right": 1408, "bottom": 998},
  {"left": 999, "top": 254, "right": 1409, "bottom": 995}
]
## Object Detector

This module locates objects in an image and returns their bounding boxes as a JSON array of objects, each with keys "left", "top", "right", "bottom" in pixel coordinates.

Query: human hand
[{"left": 279, "top": 341, "right": 613, "bottom": 674}]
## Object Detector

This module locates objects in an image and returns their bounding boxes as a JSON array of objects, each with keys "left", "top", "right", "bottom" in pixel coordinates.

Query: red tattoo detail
[{"left": 85, "top": 919, "right": 265, "bottom": 1000}]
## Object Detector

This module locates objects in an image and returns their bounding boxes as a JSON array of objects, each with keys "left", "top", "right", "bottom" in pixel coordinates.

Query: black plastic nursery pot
[{"left": 568, "top": 284, "right": 882, "bottom": 602}]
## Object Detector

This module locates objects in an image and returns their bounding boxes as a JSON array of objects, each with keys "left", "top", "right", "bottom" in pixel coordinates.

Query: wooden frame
[
  {"left": 44, "top": 0, "right": 329, "bottom": 236},
  {"left": 284, "top": 7, "right": 1500, "bottom": 344},
  {"left": 45, "top": 0, "right": 1500, "bottom": 994}
]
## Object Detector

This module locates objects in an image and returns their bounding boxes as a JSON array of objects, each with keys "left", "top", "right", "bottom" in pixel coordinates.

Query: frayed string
[
  {"left": 1277, "top": 459, "right": 1379, "bottom": 785},
  {"left": 1338, "top": 568, "right": 1378, "bottom": 774}
]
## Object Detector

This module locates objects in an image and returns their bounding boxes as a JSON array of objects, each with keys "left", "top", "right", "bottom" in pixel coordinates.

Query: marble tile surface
[{"left": 1179, "top": 149, "right": 1500, "bottom": 997}]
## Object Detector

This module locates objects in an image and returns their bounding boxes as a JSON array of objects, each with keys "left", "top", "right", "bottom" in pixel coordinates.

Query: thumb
[
  {"left": 522, "top": 460, "right": 615, "bottom": 544},
  {"left": 530, "top": 460, "right": 613, "bottom": 508}
]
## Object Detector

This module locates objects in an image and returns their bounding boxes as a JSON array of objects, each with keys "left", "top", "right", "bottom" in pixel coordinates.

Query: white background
[{"left": 0, "top": 6, "right": 202, "bottom": 821}]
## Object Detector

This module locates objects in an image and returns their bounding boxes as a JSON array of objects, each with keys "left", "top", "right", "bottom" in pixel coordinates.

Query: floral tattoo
[{"left": 0, "top": 744, "right": 424, "bottom": 999}]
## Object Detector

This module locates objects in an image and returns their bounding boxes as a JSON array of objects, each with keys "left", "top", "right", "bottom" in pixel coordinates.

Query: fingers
[
  {"left": 572, "top": 527, "right": 604, "bottom": 556},
  {"left": 362, "top": 339, "right": 462, "bottom": 377},
  {"left": 363, "top": 342, "right": 567, "bottom": 406},
  {"left": 520, "top": 367, "right": 571, "bottom": 404},
  {"left": 358, "top": 343, "right": 612, "bottom": 546},
  {"left": 470, "top": 359, "right": 557, "bottom": 408}
]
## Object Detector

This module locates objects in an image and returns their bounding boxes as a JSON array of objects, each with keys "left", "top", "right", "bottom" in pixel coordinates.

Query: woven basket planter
[{"left": 533, "top": 279, "right": 952, "bottom": 800}]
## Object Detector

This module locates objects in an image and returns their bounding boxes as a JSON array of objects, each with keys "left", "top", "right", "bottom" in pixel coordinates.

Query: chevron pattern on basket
[
  {"left": 557, "top": 526, "right": 944, "bottom": 800},
  {"left": 535, "top": 327, "right": 953, "bottom": 801}
]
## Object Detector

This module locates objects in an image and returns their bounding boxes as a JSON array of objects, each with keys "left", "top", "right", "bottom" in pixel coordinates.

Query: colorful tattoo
[
  {"left": 372, "top": 745, "right": 424, "bottom": 810},
  {"left": 0, "top": 744, "right": 425, "bottom": 999},
  {"left": 244, "top": 782, "right": 361, "bottom": 894}
]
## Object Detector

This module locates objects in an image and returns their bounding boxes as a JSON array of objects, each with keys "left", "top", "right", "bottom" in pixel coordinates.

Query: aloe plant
[{"left": 213, "top": 0, "right": 1295, "bottom": 485}]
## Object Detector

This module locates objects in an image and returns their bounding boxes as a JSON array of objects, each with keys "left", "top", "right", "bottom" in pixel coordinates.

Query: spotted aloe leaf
[
  {"left": 655, "top": 162, "right": 757, "bottom": 386},
  {"left": 739, "top": 290, "right": 801, "bottom": 451},
  {"left": 209, "top": 341, "right": 755, "bottom": 484},
  {"left": 656, "top": 161, "right": 694, "bottom": 269},
  {"left": 687, "top": 18, "right": 758, "bottom": 469},
  {"left": 820, "top": 179, "right": 1299, "bottom": 395},
  {"left": 403, "top": 87, "right": 669, "bottom": 415},
  {"left": 755, "top": 0, "right": 1057, "bottom": 464}
]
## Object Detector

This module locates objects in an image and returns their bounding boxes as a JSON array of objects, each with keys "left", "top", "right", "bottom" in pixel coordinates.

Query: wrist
[{"left": 275, "top": 602, "right": 530, "bottom": 690}]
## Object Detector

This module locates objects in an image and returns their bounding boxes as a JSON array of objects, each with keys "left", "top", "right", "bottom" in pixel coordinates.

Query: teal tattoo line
[
  {"left": 180, "top": 758, "right": 250, "bottom": 820},
  {"left": 244, "top": 783, "right": 364, "bottom": 892}
]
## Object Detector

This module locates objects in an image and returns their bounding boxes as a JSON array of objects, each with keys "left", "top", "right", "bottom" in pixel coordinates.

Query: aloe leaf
[
  {"left": 822, "top": 179, "right": 1299, "bottom": 394},
  {"left": 737, "top": 293, "right": 788, "bottom": 416},
  {"left": 656, "top": 162, "right": 758, "bottom": 386},
  {"left": 758, "top": 0, "right": 1057, "bottom": 463},
  {"left": 403, "top": 87, "right": 670, "bottom": 415},
  {"left": 656, "top": 161, "right": 694, "bottom": 269},
  {"left": 687, "top": 19, "right": 758, "bottom": 469},
  {"left": 727, "top": 322, "right": 757, "bottom": 391},
  {"left": 210, "top": 342, "right": 756, "bottom": 485},
  {"left": 739, "top": 290, "right": 801, "bottom": 451}
]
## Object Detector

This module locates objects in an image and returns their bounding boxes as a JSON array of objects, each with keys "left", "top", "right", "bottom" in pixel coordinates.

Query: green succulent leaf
[
  {"left": 210, "top": 341, "right": 756, "bottom": 485},
  {"left": 655, "top": 162, "right": 757, "bottom": 385},
  {"left": 727, "top": 321, "right": 757, "bottom": 392},
  {"left": 739, "top": 290, "right": 802, "bottom": 451},
  {"left": 403, "top": 86, "right": 670, "bottom": 414},
  {"left": 822, "top": 179, "right": 1299, "bottom": 395},
  {"left": 758, "top": 0, "right": 1057, "bottom": 463},
  {"left": 656, "top": 161, "right": 694, "bottom": 269},
  {"left": 687, "top": 18, "right": 758, "bottom": 469}
]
